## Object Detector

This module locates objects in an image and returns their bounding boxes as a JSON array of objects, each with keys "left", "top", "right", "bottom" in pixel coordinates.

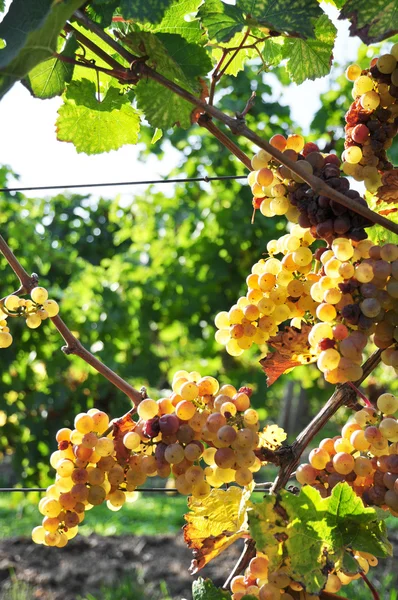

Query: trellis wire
[
  {"left": 0, "top": 174, "right": 246, "bottom": 194},
  {"left": 0, "top": 485, "right": 272, "bottom": 494}
]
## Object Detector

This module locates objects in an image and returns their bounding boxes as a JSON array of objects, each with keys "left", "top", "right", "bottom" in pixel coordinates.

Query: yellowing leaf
[
  {"left": 184, "top": 486, "right": 252, "bottom": 573},
  {"left": 258, "top": 424, "right": 287, "bottom": 451}
]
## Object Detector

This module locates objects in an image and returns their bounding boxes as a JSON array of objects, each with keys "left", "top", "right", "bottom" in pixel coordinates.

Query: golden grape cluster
[
  {"left": 0, "top": 286, "right": 59, "bottom": 348},
  {"left": 249, "top": 137, "right": 371, "bottom": 243},
  {"left": 215, "top": 234, "right": 398, "bottom": 383},
  {"left": 32, "top": 370, "right": 285, "bottom": 547},
  {"left": 343, "top": 43, "right": 398, "bottom": 194},
  {"left": 296, "top": 392, "right": 398, "bottom": 516}
]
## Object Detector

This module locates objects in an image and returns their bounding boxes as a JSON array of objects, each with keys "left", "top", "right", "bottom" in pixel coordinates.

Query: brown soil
[
  {"left": 0, "top": 534, "right": 240, "bottom": 600},
  {"left": 0, "top": 532, "right": 396, "bottom": 600}
]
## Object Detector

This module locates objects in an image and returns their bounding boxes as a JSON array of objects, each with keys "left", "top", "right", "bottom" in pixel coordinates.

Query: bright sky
[{"left": 0, "top": 4, "right": 362, "bottom": 198}]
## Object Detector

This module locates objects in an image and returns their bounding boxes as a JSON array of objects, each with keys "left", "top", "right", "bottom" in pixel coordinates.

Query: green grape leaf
[
  {"left": 0, "top": 0, "right": 84, "bottom": 99},
  {"left": 241, "top": 597, "right": 258, "bottom": 600},
  {"left": 339, "top": 0, "right": 398, "bottom": 43},
  {"left": 122, "top": 31, "right": 211, "bottom": 129},
  {"left": 249, "top": 483, "right": 392, "bottom": 594},
  {"left": 56, "top": 79, "right": 141, "bottom": 154},
  {"left": 198, "top": 0, "right": 246, "bottom": 42},
  {"left": 157, "top": 33, "right": 213, "bottom": 80},
  {"left": 192, "top": 578, "right": 231, "bottom": 600},
  {"left": 261, "top": 38, "right": 284, "bottom": 67},
  {"left": 119, "top": 0, "right": 174, "bottom": 23},
  {"left": 0, "top": 0, "right": 53, "bottom": 68},
  {"left": 0, "top": 1, "right": 4, "bottom": 12},
  {"left": 320, "top": 0, "right": 347, "bottom": 7},
  {"left": 366, "top": 193, "right": 398, "bottom": 245},
  {"left": 152, "top": 0, "right": 205, "bottom": 44},
  {"left": 151, "top": 128, "right": 163, "bottom": 144},
  {"left": 123, "top": 31, "right": 212, "bottom": 83},
  {"left": 282, "top": 14, "right": 337, "bottom": 84},
  {"left": 211, "top": 29, "right": 263, "bottom": 76},
  {"left": 239, "top": 0, "right": 322, "bottom": 39},
  {"left": 135, "top": 80, "right": 194, "bottom": 129},
  {"left": 86, "top": 0, "right": 119, "bottom": 27},
  {"left": 23, "top": 36, "right": 78, "bottom": 99}
]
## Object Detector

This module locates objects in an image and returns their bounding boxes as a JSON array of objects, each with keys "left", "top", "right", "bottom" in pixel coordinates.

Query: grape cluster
[
  {"left": 32, "top": 370, "right": 278, "bottom": 547},
  {"left": 0, "top": 286, "right": 59, "bottom": 348},
  {"left": 229, "top": 547, "right": 377, "bottom": 599},
  {"left": 215, "top": 235, "right": 398, "bottom": 384},
  {"left": 215, "top": 227, "right": 319, "bottom": 357},
  {"left": 343, "top": 44, "right": 398, "bottom": 195},
  {"left": 249, "top": 138, "right": 372, "bottom": 244},
  {"left": 296, "top": 393, "right": 398, "bottom": 516},
  {"left": 0, "top": 309, "right": 11, "bottom": 348}
]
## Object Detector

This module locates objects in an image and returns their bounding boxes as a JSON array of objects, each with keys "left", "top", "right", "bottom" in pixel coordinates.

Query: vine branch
[
  {"left": 0, "top": 233, "right": 142, "bottom": 406},
  {"left": 198, "top": 115, "right": 252, "bottom": 170},
  {"left": 271, "top": 349, "right": 382, "bottom": 493},
  {"left": 69, "top": 9, "right": 398, "bottom": 236}
]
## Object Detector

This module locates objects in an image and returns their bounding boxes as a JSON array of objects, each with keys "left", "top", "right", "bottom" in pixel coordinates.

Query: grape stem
[
  {"left": 0, "top": 233, "right": 142, "bottom": 406},
  {"left": 346, "top": 381, "right": 373, "bottom": 408},
  {"left": 359, "top": 571, "right": 381, "bottom": 600},
  {"left": 270, "top": 349, "right": 382, "bottom": 494},
  {"left": 222, "top": 538, "right": 256, "bottom": 589}
]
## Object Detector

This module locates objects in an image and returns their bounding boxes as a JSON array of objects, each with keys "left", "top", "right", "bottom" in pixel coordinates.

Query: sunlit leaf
[
  {"left": 282, "top": 14, "right": 336, "bottom": 83},
  {"left": 184, "top": 486, "right": 252, "bottom": 573},
  {"left": 258, "top": 424, "right": 287, "bottom": 450},
  {"left": 56, "top": 79, "right": 141, "bottom": 154},
  {"left": 24, "top": 36, "right": 78, "bottom": 99}
]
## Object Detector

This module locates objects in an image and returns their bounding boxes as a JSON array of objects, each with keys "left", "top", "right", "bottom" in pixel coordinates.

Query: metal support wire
[
  {"left": 0, "top": 175, "right": 246, "bottom": 194},
  {"left": 0, "top": 485, "right": 272, "bottom": 494}
]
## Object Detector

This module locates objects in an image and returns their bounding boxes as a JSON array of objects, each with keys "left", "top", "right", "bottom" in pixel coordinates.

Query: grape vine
[{"left": 0, "top": 1, "right": 398, "bottom": 600}]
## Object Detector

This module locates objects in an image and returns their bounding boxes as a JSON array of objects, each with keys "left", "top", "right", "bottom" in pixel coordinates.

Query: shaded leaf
[
  {"left": 123, "top": 31, "right": 211, "bottom": 129},
  {"left": 192, "top": 578, "right": 231, "bottom": 600},
  {"left": 239, "top": 0, "right": 322, "bottom": 38},
  {"left": 198, "top": 0, "right": 245, "bottom": 42},
  {"left": 119, "top": 0, "right": 174, "bottom": 23},
  {"left": 24, "top": 36, "right": 78, "bottom": 99},
  {"left": 184, "top": 486, "right": 251, "bottom": 573},
  {"left": 249, "top": 483, "right": 393, "bottom": 594},
  {"left": 0, "top": 0, "right": 84, "bottom": 99},
  {"left": 56, "top": 79, "right": 140, "bottom": 154},
  {"left": 282, "top": 14, "right": 336, "bottom": 84},
  {"left": 123, "top": 31, "right": 212, "bottom": 84},
  {"left": 339, "top": 0, "right": 398, "bottom": 43},
  {"left": 86, "top": 0, "right": 119, "bottom": 27},
  {"left": 135, "top": 79, "right": 195, "bottom": 129},
  {"left": 0, "top": 0, "right": 53, "bottom": 68}
]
